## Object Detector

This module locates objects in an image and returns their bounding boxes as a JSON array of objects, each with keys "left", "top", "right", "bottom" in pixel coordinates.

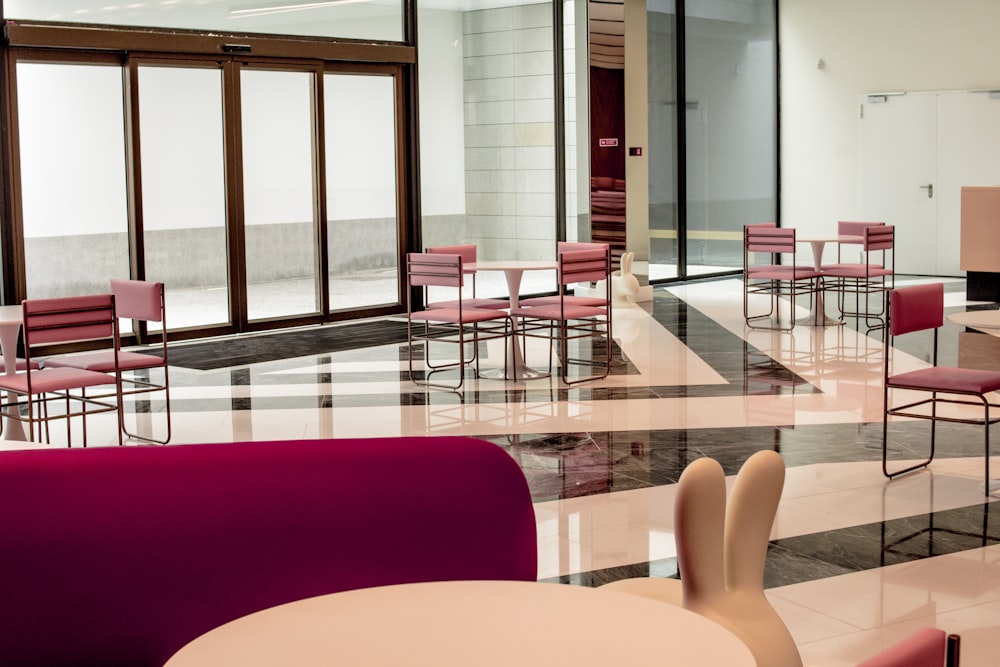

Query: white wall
[{"left": 780, "top": 0, "right": 1000, "bottom": 242}]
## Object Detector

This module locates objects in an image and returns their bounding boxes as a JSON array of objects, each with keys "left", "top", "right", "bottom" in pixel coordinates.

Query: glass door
[
  {"left": 15, "top": 58, "right": 131, "bottom": 299},
  {"left": 324, "top": 72, "right": 401, "bottom": 311},
  {"left": 136, "top": 62, "right": 230, "bottom": 329},
  {"left": 240, "top": 67, "right": 322, "bottom": 322}
]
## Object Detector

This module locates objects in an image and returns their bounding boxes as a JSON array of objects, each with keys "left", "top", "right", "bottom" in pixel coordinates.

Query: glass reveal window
[{"left": 4, "top": 0, "right": 404, "bottom": 42}]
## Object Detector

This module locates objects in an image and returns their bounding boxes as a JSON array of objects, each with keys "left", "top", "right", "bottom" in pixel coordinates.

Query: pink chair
[
  {"left": 425, "top": 244, "right": 508, "bottom": 310},
  {"left": 407, "top": 252, "right": 513, "bottom": 390},
  {"left": 0, "top": 294, "right": 123, "bottom": 447},
  {"left": 509, "top": 247, "right": 612, "bottom": 385},
  {"left": 882, "top": 283, "right": 1000, "bottom": 494},
  {"left": 857, "top": 627, "right": 960, "bottom": 666},
  {"left": 833, "top": 220, "right": 886, "bottom": 262},
  {"left": 744, "top": 224, "right": 821, "bottom": 331},
  {"left": 823, "top": 225, "right": 894, "bottom": 331},
  {"left": 518, "top": 241, "right": 612, "bottom": 308},
  {"left": 45, "top": 279, "right": 170, "bottom": 444}
]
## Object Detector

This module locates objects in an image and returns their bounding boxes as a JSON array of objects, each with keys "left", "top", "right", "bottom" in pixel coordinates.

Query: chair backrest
[
  {"left": 889, "top": 283, "right": 943, "bottom": 337},
  {"left": 22, "top": 294, "right": 117, "bottom": 347},
  {"left": 838, "top": 220, "right": 885, "bottom": 238},
  {"left": 110, "top": 279, "right": 165, "bottom": 323},
  {"left": 674, "top": 451, "right": 802, "bottom": 667},
  {"left": 407, "top": 252, "right": 464, "bottom": 289},
  {"left": 856, "top": 627, "right": 957, "bottom": 667},
  {"left": 558, "top": 241, "right": 608, "bottom": 254},
  {"left": 864, "top": 224, "right": 895, "bottom": 253},
  {"left": 746, "top": 224, "right": 796, "bottom": 254},
  {"left": 427, "top": 244, "right": 476, "bottom": 274},
  {"left": 558, "top": 247, "right": 611, "bottom": 285},
  {"left": 0, "top": 436, "right": 537, "bottom": 667}
]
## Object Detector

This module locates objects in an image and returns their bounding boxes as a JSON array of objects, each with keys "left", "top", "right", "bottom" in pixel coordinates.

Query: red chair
[
  {"left": 857, "top": 627, "right": 960, "bottom": 666},
  {"left": 743, "top": 224, "right": 821, "bottom": 331},
  {"left": 407, "top": 252, "right": 513, "bottom": 390},
  {"left": 45, "top": 280, "right": 170, "bottom": 444},
  {"left": 882, "top": 283, "right": 1000, "bottom": 494},
  {"left": 510, "top": 247, "right": 612, "bottom": 385},
  {"left": 0, "top": 294, "right": 122, "bottom": 447}
]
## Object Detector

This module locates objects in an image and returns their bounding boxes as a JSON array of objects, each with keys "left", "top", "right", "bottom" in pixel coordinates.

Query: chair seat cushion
[
  {"left": 45, "top": 351, "right": 164, "bottom": 373},
  {"left": 0, "top": 367, "right": 116, "bottom": 393},
  {"left": 748, "top": 267, "right": 821, "bottom": 280},
  {"left": 821, "top": 264, "right": 892, "bottom": 278},
  {"left": 518, "top": 295, "right": 608, "bottom": 307},
  {"left": 410, "top": 308, "right": 509, "bottom": 325},
  {"left": 509, "top": 304, "right": 607, "bottom": 320},
  {"left": 0, "top": 358, "right": 40, "bottom": 372},
  {"left": 426, "top": 298, "right": 509, "bottom": 310},
  {"left": 888, "top": 366, "right": 1000, "bottom": 394}
]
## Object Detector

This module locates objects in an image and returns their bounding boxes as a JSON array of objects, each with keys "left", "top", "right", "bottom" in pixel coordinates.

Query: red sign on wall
[{"left": 598, "top": 138, "right": 619, "bottom": 147}]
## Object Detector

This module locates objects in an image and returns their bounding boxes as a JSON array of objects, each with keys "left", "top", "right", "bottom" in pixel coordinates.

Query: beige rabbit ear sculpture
[{"left": 611, "top": 251, "right": 641, "bottom": 307}]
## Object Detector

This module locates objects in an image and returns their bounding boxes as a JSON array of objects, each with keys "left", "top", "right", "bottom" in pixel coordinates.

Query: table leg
[
  {"left": 479, "top": 269, "right": 549, "bottom": 381},
  {"left": 796, "top": 240, "right": 843, "bottom": 327},
  {"left": 0, "top": 322, "right": 28, "bottom": 441}
]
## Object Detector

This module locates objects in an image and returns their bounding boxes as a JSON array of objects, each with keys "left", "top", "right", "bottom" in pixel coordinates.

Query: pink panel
[
  {"left": 111, "top": 279, "right": 164, "bottom": 322},
  {"left": 889, "top": 283, "right": 944, "bottom": 336}
]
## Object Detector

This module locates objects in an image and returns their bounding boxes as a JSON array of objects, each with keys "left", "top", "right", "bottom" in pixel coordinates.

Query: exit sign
[{"left": 598, "top": 138, "right": 619, "bottom": 147}]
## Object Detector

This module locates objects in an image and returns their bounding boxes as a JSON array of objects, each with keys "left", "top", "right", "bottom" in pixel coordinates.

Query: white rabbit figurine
[{"left": 612, "top": 251, "right": 640, "bottom": 307}]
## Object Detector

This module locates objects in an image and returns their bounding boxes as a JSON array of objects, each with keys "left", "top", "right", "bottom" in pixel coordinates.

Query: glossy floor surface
[{"left": 6, "top": 275, "right": 999, "bottom": 665}]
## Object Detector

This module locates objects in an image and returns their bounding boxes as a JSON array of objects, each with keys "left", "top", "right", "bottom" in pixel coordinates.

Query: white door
[{"left": 858, "top": 92, "right": 939, "bottom": 275}]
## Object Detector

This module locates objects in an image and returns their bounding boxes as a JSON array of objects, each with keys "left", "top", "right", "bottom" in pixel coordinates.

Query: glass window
[
  {"left": 418, "top": 0, "right": 558, "bottom": 298},
  {"left": 16, "top": 62, "right": 130, "bottom": 298},
  {"left": 4, "top": 0, "right": 403, "bottom": 42},
  {"left": 683, "top": 0, "right": 776, "bottom": 277}
]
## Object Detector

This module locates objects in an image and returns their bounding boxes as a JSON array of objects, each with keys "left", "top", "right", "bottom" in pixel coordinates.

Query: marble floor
[{"left": 6, "top": 275, "right": 1000, "bottom": 665}]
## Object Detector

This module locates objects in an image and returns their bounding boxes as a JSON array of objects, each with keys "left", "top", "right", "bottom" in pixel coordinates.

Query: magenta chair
[
  {"left": 857, "top": 627, "right": 960, "bottom": 666},
  {"left": 0, "top": 436, "right": 537, "bottom": 667},
  {"left": 518, "top": 241, "right": 612, "bottom": 308},
  {"left": 46, "top": 279, "right": 171, "bottom": 444},
  {"left": 882, "top": 283, "right": 1000, "bottom": 494},
  {"left": 823, "top": 225, "right": 894, "bottom": 331}
]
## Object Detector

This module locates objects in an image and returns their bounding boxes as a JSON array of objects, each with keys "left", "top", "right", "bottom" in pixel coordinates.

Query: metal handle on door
[{"left": 919, "top": 183, "right": 934, "bottom": 198}]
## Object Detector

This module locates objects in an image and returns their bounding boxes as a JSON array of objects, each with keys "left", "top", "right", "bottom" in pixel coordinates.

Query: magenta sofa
[{"left": 0, "top": 436, "right": 537, "bottom": 666}]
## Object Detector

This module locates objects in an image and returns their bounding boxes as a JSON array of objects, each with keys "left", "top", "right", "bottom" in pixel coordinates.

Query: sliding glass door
[{"left": 8, "top": 51, "right": 406, "bottom": 335}]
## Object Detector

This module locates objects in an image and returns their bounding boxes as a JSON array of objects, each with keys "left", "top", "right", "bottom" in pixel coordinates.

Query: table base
[{"left": 480, "top": 366, "right": 550, "bottom": 381}]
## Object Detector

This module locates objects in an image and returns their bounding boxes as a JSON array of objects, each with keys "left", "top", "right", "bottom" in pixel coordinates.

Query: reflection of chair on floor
[
  {"left": 881, "top": 283, "right": 1000, "bottom": 495},
  {"left": 599, "top": 450, "right": 802, "bottom": 667},
  {"left": 0, "top": 295, "right": 123, "bottom": 447},
  {"left": 45, "top": 279, "right": 171, "bottom": 444},
  {"left": 857, "top": 627, "right": 960, "bottom": 667},
  {"left": 406, "top": 252, "right": 513, "bottom": 391}
]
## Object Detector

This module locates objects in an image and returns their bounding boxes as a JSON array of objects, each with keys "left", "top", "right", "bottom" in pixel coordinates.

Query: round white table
[
  {"left": 947, "top": 309, "right": 1000, "bottom": 336},
  {"left": 0, "top": 305, "right": 27, "bottom": 440},
  {"left": 164, "top": 580, "right": 756, "bottom": 667},
  {"left": 795, "top": 234, "right": 862, "bottom": 326},
  {"left": 469, "top": 260, "right": 557, "bottom": 380}
]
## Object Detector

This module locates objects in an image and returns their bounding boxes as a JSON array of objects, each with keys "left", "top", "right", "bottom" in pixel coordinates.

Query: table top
[
  {"left": 795, "top": 234, "right": 863, "bottom": 244},
  {"left": 0, "top": 305, "right": 22, "bottom": 326},
  {"left": 470, "top": 260, "right": 557, "bottom": 271},
  {"left": 164, "top": 580, "right": 755, "bottom": 667},
  {"left": 948, "top": 309, "right": 1000, "bottom": 334}
]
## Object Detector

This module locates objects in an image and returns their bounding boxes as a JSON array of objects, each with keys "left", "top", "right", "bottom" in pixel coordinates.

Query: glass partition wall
[{"left": 0, "top": 0, "right": 775, "bottom": 340}]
